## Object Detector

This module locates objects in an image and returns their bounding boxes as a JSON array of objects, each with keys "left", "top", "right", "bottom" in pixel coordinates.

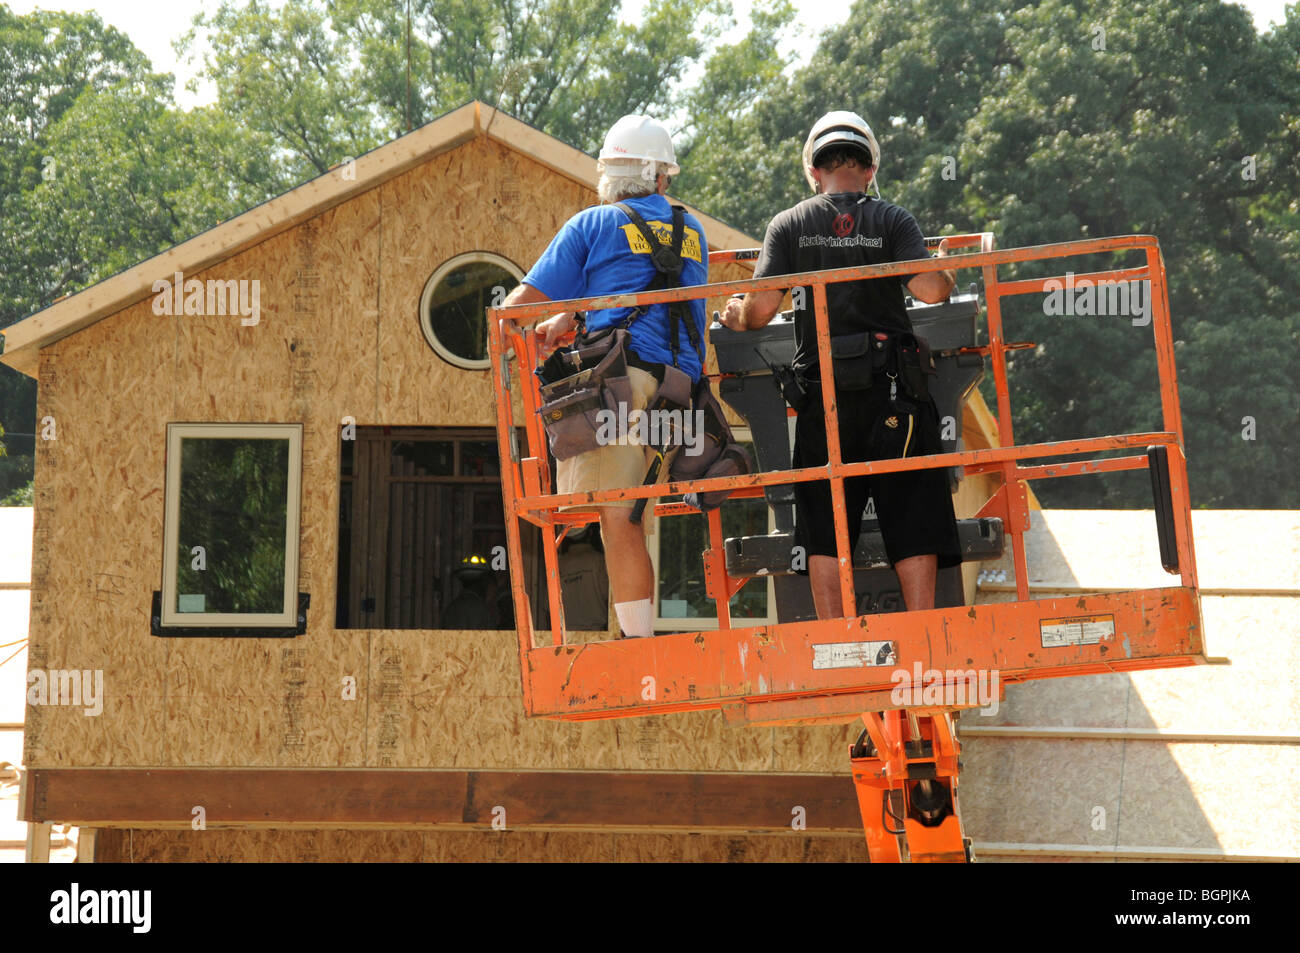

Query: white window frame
[
  {"left": 161, "top": 423, "right": 303, "bottom": 628},
  {"left": 649, "top": 428, "right": 777, "bottom": 632},
  {"left": 418, "top": 251, "right": 523, "bottom": 370}
]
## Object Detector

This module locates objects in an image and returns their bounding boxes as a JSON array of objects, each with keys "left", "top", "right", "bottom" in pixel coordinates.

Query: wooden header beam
[{"left": 23, "top": 768, "right": 864, "bottom": 834}]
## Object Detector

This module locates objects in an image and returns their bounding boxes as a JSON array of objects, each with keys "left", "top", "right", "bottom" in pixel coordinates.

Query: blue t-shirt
[{"left": 523, "top": 194, "right": 710, "bottom": 381}]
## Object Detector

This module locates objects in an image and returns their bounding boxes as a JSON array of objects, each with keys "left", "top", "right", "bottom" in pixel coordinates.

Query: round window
[{"left": 419, "top": 252, "right": 522, "bottom": 369}]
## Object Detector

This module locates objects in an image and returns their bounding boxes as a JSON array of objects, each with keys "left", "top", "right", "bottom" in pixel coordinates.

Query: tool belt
[
  {"left": 536, "top": 323, "right": 700, "bottom": 462},
  {"left": 783, "top": 330, "right": 937, "bottom": 459},
  {"left": 785, "top": 330, "right": 934, "bottom": 400},
  {"left": 668, "top": 378, "right": 753, "bottom": 512},
  {"left": 535, "top": 321, "right": 750, "bottom": 513},
  {"left": 535, "top": 326, "right": 636, "bottom": 460}
]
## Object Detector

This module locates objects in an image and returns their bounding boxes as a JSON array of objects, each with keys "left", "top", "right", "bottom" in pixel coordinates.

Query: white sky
[{"left": 6, "top": 0, "right": 1293, "bottom": 110}]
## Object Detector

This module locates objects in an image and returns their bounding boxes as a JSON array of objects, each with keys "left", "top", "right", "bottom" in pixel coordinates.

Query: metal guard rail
[{"left": 485, "top": 233, "right": 1204, "bottom": 723}]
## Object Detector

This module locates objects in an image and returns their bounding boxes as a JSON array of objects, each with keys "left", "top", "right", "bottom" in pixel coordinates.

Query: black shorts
[{"left": 792, "top": 376, "right": 961, "bottom": 570}]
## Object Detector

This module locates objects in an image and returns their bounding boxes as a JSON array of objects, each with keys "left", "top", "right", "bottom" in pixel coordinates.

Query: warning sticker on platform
[
  {"left": 1040, "top": 614, "right": 1116, "bottom": 648},
  {"left": 812, "top": 640, "right": 897, "bottom": 669}
]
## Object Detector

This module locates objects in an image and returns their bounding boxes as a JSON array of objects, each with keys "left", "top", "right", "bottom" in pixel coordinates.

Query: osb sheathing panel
[
  {"left": 959, "top": 738, "right": 1126, "bottom": 847},
  {"left": 376, "top": 137, "right": 592, "bottom": 426},
  {"left": 960, "top": 737, "right": 1300, "bottom": 856},
  {"left": 366, "top": 629, "right": 859, "bottom": 772},
  {"left": 164, "top": 192, "right": 378, "bottom": 767},
  {"left": 1114, "top": 742, "right": 1300, "bottom": 856},
  {"left": 26, "top": 302, "right": 172, "bottom": 766},
  {"left": 27, "top": 164, "right": 382, "bottom": 767},
  {"left": 25, "top": 131, "right": 858, "bottom": 777},
  {"left": 1125, "top": 595, "right": 1300, "bottom": 734},
  {"left": 96, "top": 827, "right": 868, "bottom": 862}
]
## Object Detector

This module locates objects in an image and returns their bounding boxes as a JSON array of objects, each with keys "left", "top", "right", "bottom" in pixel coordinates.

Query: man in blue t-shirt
[{"left": 500, "top": 114, "right": 709, "bottom": 639}]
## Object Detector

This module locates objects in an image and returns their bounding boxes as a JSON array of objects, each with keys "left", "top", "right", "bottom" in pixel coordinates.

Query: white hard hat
[
  {"left": 802, "top": 110, "right": 881, "bottom": 191},
  {"left": 599, "top": 114, "right": 679, "bottom": 176}
]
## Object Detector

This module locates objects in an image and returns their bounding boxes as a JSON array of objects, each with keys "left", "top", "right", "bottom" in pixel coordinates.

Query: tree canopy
[{"left": 679, "top": 0, "right": 1300, "bottom": 507}]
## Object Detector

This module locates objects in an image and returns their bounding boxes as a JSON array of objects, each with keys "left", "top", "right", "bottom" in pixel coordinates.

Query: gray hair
[{"left": 597, "top": 159, "right": 673, "bottom": 203}]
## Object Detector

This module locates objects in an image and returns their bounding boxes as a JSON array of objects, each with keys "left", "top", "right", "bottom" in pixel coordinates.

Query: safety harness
[
  {"left": 613, "top": 201, "right": 706, "bottom": 369},
  {"left": 534, "top": 202, "right": 749, "bottom": 518}
]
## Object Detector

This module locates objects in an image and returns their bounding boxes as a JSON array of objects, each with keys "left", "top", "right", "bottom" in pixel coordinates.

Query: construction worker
[
  {"left": 499, "top": 115, "right": 710, "bottom": 638},
  {"left": 719, "top": 110, "right": 960, "bottom": 616},
  {"left": 442, "top": 554, "right": 496, "bottom": 629}
]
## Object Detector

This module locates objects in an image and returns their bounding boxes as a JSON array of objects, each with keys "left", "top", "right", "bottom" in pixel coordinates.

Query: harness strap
[{"left": 612, "top": 202, "right": 705, "bottom": 368}]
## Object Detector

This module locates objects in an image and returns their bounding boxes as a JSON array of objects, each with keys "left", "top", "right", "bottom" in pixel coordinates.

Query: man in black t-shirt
[{"left": 720, "top": 110, "right": 961, "bottom": 618}]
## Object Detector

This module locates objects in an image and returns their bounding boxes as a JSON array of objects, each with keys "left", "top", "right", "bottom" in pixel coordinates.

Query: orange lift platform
[{"left": 486, "top": 232, "right": 1206, "bottom": 863}]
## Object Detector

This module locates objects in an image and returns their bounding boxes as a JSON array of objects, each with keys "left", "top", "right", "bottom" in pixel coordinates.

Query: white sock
[{"left": 614, "top": 598, "right": 655, "bottom": 638}]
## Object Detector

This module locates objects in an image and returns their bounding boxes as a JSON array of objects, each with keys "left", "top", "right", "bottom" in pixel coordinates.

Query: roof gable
[{"left": 0, "top": 101, "right": 755, "bottom": 377}]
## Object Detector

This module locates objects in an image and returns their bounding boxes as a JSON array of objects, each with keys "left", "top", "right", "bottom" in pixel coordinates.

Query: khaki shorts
[{"left": 557, "top": 367, "right": 660, "bottom": 533}]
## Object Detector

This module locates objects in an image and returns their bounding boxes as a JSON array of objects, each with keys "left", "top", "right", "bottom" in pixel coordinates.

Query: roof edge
[
  {"left": 0, "top": 101, "right": 758, "bottom": 378},
  {"left": 0, "top": 102, "right": 483, "bottom": 373}
]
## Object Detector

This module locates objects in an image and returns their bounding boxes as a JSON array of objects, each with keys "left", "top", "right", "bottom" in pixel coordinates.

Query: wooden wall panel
[
  {"left": 26, "top": 299, "right": 174, "bottom": 767},
  {"left": 160, "top": 192, "right": 379, "bottom": 767},
  {"left": 94, "top": 827, "right": 868, "bottom": 862},
  {"left": 357, "top": 630, "right": 852, "bottom": 773},
  {"left": 23, "top": 128, "right": 859, "bottom": 784},
  {"left": 376, "top": 137, "right": 593, "bottom": 427}
]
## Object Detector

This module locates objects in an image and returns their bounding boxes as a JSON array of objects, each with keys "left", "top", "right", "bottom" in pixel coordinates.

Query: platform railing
[{"left": 487, "top": 234, "right": 1201, "bottom": 718}]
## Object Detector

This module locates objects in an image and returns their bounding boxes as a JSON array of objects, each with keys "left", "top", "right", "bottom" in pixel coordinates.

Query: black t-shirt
[{"left": 752, "top": 192, "right": 930, "bottom": 369}]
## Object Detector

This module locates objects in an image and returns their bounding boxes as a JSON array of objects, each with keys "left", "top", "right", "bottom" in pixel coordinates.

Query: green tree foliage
[
  {"left": 0, "top": 4, "right": 150, "bottom": 496},
  {"left": 182, "top": 0, "right": 382, "bottom": 182},
  {"left": 676, "top": 0, "right": 1300, "bottom": 507},
  {"left": 0, "top": 4, "right": 149, "bottom": 196},
  {"left": 26, "top": 78, "right": 277, "bottom": 283},
  {"left": 186, "top": 0, "right": 734, "bottom": 180},
  {"left": 672, "top": 0, "right": 798, "bottom": 218}
]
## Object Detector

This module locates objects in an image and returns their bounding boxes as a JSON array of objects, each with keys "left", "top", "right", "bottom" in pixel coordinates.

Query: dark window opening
[{"left": 335, "top": 427, "right": 548, "bottom": 630}]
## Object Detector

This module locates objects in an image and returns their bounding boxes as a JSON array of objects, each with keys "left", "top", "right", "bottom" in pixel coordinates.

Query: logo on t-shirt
[
  {"left": 619, "top": 222, "right": 704, "bottom": 263},
  {"left": 831, "top": 212, "right": 854, "bottom": 237},
  {"left": 798, "top": 234, "right": 883, "bottom": 249}
]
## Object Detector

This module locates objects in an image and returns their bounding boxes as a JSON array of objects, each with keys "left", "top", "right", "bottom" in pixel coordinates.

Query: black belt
[
  {"left": 800, "top": 350, "right": 891, "bottom": 383},
  {"left": 626, "top": 348, "right": 668, "bottom": 382}
]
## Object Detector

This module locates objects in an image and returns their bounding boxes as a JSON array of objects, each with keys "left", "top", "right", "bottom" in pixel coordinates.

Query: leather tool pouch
[
  {"left": 669, "top": 379, "right": 753, "bottom": 511},
  {"left": 648, "top": 364, "right": 694, "bottom": 419},
  {"left": 538, "top": 328, "right": 632, "bottom": 460}
]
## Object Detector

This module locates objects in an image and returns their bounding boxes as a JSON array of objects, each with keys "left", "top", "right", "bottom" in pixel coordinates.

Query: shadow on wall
[{"left": 958, "top": 510, "right": 1300, "bottom": 860}]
